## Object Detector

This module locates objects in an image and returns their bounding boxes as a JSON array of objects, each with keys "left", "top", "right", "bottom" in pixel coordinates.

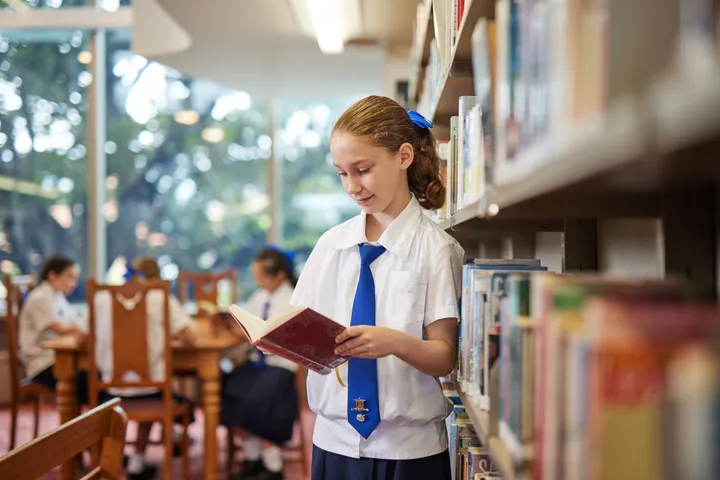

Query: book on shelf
[
  {"left": 498, "top": 272, "right": 535, "bottom": 463},
  {"left": 449, "top": 116, "right": 459, "bottom": 215},
  {"left": 471, "top": 18, "right": 497, "bottom": 195},
  {"left": 227, "top": 305, "right": 348, "bottom": 375},
  {"left": 457, "top": 258, "right": 546, "bottom": 411},
  {"left": 445, "top": 389, "right": 501, "bottom": 480},
  {"left": 525, "top": 274, "right": 709, "bottom": 480},
  {"left": 437, "top": 140, "right": 452, "bottom": 221},
  {"left": 456, "top": 96, "right": 479, "bottom": 209}
]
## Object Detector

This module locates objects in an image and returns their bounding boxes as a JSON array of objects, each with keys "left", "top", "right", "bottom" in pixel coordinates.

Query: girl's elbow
[{"left": 436, "top": 360, "right": 455, "bottom": 377}]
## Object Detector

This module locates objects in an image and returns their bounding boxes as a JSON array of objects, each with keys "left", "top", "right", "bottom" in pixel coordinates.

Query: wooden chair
[
  {"left": 178, "top": 269, "right": 237, "bottom": 310},
  {"left": 176, "top": 269, "right": 237, "bottom": 400},
  {"left": 0, "top": 397, "right": 128, "bottom": 480},
  {"left": 226, "top": 367, "right": 310, "bottom": 477},
  {"left": 86, "top": 278, "right": 191, "bottom": 480},
  {"left": 2, "top": 274, "right": 54, "bottom": 451}
]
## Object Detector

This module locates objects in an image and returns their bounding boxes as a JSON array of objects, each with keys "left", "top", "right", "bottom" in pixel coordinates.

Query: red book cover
[{"left": 228, "top": 305, "right": 349, "bottom": 375}]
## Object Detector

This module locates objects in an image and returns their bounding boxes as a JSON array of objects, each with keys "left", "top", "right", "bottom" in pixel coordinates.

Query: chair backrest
[
  {"left": 178, "top": 269, "right": 237, "bottom": 307},
  {"left": 86, "top": 278, "right": 173, "bottom": 406},
  {"left": 2, "top": 274, "right": 36, "bottom": 401},
  {"left": 0, "top": 397, "right": 128, "bottom": 480}
]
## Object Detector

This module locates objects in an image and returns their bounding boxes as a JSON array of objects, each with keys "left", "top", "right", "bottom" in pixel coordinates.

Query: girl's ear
[{"left": 397, "top": 143, "right": 414, "bottom": 170}]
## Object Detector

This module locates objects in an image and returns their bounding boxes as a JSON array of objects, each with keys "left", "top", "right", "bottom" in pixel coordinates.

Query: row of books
[
  {"left": 430, "top": 0, "right": 720, "bottom": 219},
  {"left": 445, "top": 387, "right": 502, "bottom": 480},
  {"left": 416, "top": 0, "right": 472, "bottom": 118},
  {"left": 455, "top": 262, "right": 720, "bottom": 480},
  {"left": 456, "top": 259, "right": 547, "bottom": 410}
]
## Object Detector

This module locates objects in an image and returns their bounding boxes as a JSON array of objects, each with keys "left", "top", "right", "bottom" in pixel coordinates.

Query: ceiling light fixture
[{"left": 290, "top": 0, "right": 363, "bottom": 55}]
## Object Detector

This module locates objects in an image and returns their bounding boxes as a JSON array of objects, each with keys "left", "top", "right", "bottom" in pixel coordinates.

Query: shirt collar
[{"left": 329, "top": 195, "right": 423, "bottom": 261}]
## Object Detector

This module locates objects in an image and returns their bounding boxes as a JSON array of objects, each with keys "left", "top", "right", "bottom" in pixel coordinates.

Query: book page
[{"left": 227, "top": 305, "right": 267, "bottom": 343}]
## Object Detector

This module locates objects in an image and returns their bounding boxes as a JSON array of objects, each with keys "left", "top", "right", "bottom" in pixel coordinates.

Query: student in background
[
  {"left": 19, "top": 255, "right": 89, "bottom": 403},
  {"left": 222, "top": 247, "right": 299, "bottom": 480},
  {"left": 94, "top": 256, "right": 196, "bottom": 480},
  {"left": 291, "top": 96, "right": 464, "bottom": 480}
]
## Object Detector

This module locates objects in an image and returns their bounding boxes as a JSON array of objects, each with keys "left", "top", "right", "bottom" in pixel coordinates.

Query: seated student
[
  {"left": 18, "top": 255, "right": 89, "bottom": 403},
  {"left": 222, "top": 247, "right": 299, "bottom": 480},
  {"left": 94, "top": 256, "right": 196, "bottom": 480}
]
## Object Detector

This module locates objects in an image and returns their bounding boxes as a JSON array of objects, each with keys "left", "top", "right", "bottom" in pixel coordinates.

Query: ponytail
[
  {"left": 255, "top": 247, "right": 297, "bottom": 287},
  {"left": 409, "top": 126, "right": 446, "bottom": 210}
]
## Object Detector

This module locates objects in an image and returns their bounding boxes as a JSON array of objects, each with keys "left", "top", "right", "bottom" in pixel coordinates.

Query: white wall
[{"left": 383, "top": 52, "right": 411, "bottom": 98}]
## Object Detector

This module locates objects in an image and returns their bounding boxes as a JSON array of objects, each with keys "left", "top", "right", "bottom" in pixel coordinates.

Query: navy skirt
[
  {"left": 220, "top": 363, "right": 298, "bottom": 445},
  {"left": 311, "top": 445, "right": 451, "bottom": 480}
]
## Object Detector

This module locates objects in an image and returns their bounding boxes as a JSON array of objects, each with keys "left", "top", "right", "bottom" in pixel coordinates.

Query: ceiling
[{"left": 132, "top": 0, "right": 418, "bottom": 99}]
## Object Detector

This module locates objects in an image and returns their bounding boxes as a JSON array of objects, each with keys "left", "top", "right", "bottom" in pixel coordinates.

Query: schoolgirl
[{"left": 290, "top": 96, "right": 464, "bottom": 480}]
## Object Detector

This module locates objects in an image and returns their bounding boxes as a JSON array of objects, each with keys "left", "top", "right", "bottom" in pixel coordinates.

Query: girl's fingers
[
  {"left": 336, "top": 326, "right": 365, "bottom": 343},
  {"left": 344, "top": 345, "right": 372, "bottom": 358},
  {"left": 335, "top": 336, "right": 365, "bottom": 355}
]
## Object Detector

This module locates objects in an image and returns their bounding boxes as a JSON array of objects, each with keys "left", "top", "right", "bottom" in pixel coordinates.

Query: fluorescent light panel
[
  {"left": 307, "top": 0, "right": 344, "bottom": 54},
  {"left": 293, "top": 0, "right": 362, "bottom": 55}
]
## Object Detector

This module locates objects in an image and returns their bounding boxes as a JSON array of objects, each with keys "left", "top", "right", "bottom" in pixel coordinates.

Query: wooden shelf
[
  {"left": 433, "top": 71, "right": 720, "bottom": 229},
  {"left": 417, "top": 0, "right": 496, "bottom": 132},
  {"left": 453, "top": 376, "right": 530, "bottom": 480},
  {"left": 408, "top": 2, "right": 434, "bottom": 106},
  {"left": 489, "top": 437, "right": 527, "bottom": 480},
  {"left": 452, "top": 0, "right": 495, "bottom": 61},
  {"left": 452, "top": 377, "right": 490, "bottom": 443}
]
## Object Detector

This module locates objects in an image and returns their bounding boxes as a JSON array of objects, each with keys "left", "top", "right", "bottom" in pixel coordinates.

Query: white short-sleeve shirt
[
  {"left": 93, "top": 290, "right": 192, "bottom": 397},
  {"left": 290, "top": 195, "right": 465, "bottom": 460},
  {"left": 227, "top": 280, "right": 298, "bottom": 372},
  {"left": 18, "top": 281, "right": 88, "bottom": 379}
]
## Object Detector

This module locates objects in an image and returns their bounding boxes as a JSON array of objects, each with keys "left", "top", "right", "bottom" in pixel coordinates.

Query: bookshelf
[
  {"left": 422, "top": 0, "right": 494, "bottom": 126},
  {"left": 453, "top": 376, "right": 490, "bottom": 443},
  {"left": 489, "top": 438, "right": 523, "bottom": 480},
  {"left": 409, "top": 0, "right": 720, "bottom": 478},
  {"left": 445, "top": 75, "right": 720, "bottom": 223}
]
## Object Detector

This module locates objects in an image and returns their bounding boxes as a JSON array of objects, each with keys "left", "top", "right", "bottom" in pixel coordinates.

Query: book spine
[{"left": 256, "top": 338, "right": 333, "bottom": 375}]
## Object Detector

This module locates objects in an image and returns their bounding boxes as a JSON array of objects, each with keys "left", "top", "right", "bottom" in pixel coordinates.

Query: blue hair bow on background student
[
  {"left": 123, "top": 265, "right": 145, "bottom": 284},
  {"left": 267, "top": 245, "right": 296, "bottom": 271}
]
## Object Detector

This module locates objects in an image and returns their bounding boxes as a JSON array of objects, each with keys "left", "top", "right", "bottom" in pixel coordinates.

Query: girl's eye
[
  {"left": 337, "top": 172, "right": 347, "bottom": 177},
  {"left": 358, "top": 169, "right": 369, "bottom": 175}
]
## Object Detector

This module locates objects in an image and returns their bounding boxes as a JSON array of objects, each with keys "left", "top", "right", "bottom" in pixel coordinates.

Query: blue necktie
[{"left": 347, "top": 244, "right": 386, "bottom": 439}]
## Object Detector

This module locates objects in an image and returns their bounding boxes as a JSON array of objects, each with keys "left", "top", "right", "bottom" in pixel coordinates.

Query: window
[
  {"left": 104, "top": 31, "right": 271, "bottom": 301},
  {"left": 0, "top": 29, "right": 89, "bottom": 301},
  {"left": 275, "top": 98, "right": 360, "bottom": 264}
]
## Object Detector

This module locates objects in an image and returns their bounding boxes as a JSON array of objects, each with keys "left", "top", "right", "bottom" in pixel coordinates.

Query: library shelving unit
[{"left": 409, "top": 0, "right": 720, "bottom": 478}]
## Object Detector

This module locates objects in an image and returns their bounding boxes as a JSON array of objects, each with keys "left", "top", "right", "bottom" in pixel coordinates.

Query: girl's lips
[{"left": 356, "top": 195, "right": 374, "bottom": 205}]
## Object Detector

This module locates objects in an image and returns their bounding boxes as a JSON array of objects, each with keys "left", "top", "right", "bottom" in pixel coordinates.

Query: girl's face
[
  {"left": 48, "top": 265, "right": 79, "bottom": 296},
  {"left": 330, "top": 132, "right": 414, "bottom": 216},
  {"left": 251, "top": 261, "right": 285, "bottom": 292}
]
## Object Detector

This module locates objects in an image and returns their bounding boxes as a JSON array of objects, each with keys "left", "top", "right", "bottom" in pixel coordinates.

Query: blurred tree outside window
[
  {"left": 0, "top": 29, "right": 90, "bottom": 302},
  {"left": 105, "top": 30, "right": 271, "bottom": 302},
  {"left": 275, "top": 98, "right": 361, "bottom": 268},
  {"left": 0, "top": 20, "right": 369, "bottom": 304}
]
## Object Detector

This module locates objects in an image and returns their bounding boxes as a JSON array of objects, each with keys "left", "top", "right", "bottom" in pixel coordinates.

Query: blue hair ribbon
[
  {"left": 267, "top": 245, "right": 296, "bottom": 271},
  {"left": 407, "top": 110, "right": 434, "bottom": 129},
  {"left": 123, "top": 265, "right": 145, "bottom": 284}
]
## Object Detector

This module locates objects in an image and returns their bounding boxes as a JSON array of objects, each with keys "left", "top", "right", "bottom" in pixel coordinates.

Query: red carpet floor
[{"left": 0, "top": 401, "right": 315, "bottom": 479}]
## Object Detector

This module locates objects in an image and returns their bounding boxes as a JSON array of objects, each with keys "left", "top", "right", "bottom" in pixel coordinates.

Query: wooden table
[{"left": 44, "top": 325, "right": 242, "bottom": 480}]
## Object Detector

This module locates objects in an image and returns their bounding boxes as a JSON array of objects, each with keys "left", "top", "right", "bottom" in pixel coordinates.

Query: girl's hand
[{"left": 334, "top": 326, "right": 402, "bottom": 359}]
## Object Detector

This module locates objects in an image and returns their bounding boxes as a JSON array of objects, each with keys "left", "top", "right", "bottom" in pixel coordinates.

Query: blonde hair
[{"left": 332, "top": 95, "right": 445, "bottom": 210}]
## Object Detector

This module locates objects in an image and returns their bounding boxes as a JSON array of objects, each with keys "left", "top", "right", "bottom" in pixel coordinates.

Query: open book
[{"left": 227, "top": 305, "right": 349, "bottom": 375}]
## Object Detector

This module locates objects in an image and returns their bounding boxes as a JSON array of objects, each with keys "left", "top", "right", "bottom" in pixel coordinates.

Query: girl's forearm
[
  {"left": 392, "top": 332, "right": 456, "bottom": 377},
  {"left": 49, "top": 321, "right": 80, "bottom": 335}
]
